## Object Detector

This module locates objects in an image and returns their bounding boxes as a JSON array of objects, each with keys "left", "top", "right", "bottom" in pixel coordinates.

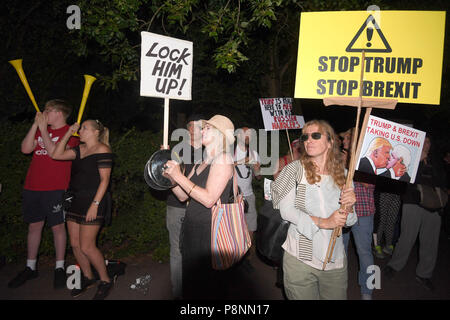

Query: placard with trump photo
[{"left": 356, "top": 115, "right": 425, "bottom": 183}]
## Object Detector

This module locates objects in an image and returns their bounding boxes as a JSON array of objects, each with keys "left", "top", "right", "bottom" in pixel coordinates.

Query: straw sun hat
[{"left": 204, "top": 115, "right": 235, "bottom": 145}]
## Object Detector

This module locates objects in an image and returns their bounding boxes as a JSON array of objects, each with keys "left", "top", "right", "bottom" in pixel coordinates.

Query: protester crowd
[{"left": 6, "top": 103, "right": 449, "bottom": 300}]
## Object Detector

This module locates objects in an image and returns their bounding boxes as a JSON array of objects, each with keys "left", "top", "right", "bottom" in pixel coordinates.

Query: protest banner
[
  {"left": 356, "top": 115, "right": 426, "bottom": 183},
  {"left": 294, "top": 11, "right": 446, "bottom": 105},
  {"left": 140, "top": 32, "right": 193, "bottom": 100},
  {"left": 259, "top": 98, "right": 305, "bottom": 131},
  {"left": 140, "top": 32, "right": 193, "bottom": 176}
]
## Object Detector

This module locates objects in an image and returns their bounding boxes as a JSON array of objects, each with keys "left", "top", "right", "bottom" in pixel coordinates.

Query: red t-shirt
[{"left": 24, "top": 125, "right": 80, "bottom": 191}]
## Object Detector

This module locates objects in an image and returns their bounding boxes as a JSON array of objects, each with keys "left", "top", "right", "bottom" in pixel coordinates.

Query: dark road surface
[{"left": 1, "top": 227, "right": 449, "bottom": 301}]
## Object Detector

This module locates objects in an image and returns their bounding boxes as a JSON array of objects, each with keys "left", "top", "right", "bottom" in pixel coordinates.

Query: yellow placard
[{"left": 294, "top": 11, "right": 446, "bottom": 105}]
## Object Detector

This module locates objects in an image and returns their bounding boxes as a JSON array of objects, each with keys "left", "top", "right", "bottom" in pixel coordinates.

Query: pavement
[{"left": 1, "top": 228, "right": 449, "bottom": 301}]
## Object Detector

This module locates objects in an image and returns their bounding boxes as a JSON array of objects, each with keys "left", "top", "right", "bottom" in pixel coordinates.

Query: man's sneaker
[
  {"left": 7, "top": 267, "right": 38, "bottom": 288},
  {"left": 415, "top": 276, "right": 435, "bottom": 291},
  {"left": 54, "top": 268, "right": 67, "bottom": 289},
  {"left": 373, "top": 245, "right": 385, "bottom": 259},
  {"left": 71, "top": 276, "right": 97, "bottom": 298},
  {"left": 92, "top": 280, "right": 113, "bottom": 300},
  {"left": 383, "top": 245, "right": 394, "bottom": 256},
  {"left": 383, "top": 265, "right": 397, "bottom": 280}
]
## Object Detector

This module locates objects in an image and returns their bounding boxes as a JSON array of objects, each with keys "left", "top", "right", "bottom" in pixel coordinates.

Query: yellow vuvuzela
[
  {"left": 73, "top": 75, "right": 96, "bottom": 136},
  {"left": 77, "top": 74, "right": 97, "bottom": 124},
  {"left": 9, "top": 59, "right": 40, "bottom": 112}
]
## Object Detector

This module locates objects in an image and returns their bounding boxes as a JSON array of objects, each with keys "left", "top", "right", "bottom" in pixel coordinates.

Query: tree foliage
[{"left": 70, "top": 0, "right": 298, "bottom": 89}]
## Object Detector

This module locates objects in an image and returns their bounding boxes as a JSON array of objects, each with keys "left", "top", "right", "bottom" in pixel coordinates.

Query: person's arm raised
[
  {"left": 36, "top": 112, "right": 58, "bottom": 156},
  {"left": 21, "top": 113, "right": 40, "bottom": 154},
  {"left": 165, "top": 154, "right": 233, "bottom": 208},
  {"left": 51, "top": 123, "right": 79, "bottom": 160}
]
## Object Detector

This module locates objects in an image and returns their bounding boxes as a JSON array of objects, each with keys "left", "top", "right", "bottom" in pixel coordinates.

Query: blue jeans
[{"left": 343, "top": 215, "right": 374, "bottom": 295}]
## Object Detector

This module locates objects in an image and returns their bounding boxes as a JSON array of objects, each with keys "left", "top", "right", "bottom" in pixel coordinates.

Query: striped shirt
[{"left": 271, "top": 160, "right": 357, "bottom": 270}]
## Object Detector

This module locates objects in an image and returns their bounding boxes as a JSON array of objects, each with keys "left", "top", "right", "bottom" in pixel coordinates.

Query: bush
[
  {"left": 0, "top": 121, "right": 38, "bottom": 261},
  {"left": 0, "top": 120, "right": 170, "bottom": 263}
]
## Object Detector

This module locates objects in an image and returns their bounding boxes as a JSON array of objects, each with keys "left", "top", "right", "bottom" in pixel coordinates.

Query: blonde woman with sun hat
[{"left": 163, "top": 114, "right": 237, "bottom": 299}]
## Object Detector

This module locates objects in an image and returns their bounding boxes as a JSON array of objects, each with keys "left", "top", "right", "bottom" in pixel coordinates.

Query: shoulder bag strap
[
  {"left": 295, "top": 161, "right": 308, "bottom": 213},
  {"left": 232, "top": 167, "right": 239, "bottom": 202}
]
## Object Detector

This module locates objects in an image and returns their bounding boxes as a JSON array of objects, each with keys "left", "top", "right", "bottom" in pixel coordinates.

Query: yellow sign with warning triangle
[
  {"left": 346, "top": 15, "right": 392, "bottom": 53},
  {"left": 294, "top": 11, "right": 446, "bottom": 105}
]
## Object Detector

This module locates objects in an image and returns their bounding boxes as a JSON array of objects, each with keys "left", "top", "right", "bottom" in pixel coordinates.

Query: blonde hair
[
  {"left": 86, "top": 119, "right": 110, "bottom": 147},
  {"left": 365, "top": 137, "right": 391, "bottom": 157},
  {"left": 300, "top": 120, "right": 346, "bottom": 188},
  {"left": 204, "top": 125, "right": 233, "bottom": 163},
  {"left": 45, "top": 99, "right": 72, "bottom": 120}
]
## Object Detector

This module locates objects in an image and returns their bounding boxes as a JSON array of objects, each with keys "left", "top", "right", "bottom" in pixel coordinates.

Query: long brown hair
[{"left": 300, "top": 120, "right": 345, "bottom": 188}]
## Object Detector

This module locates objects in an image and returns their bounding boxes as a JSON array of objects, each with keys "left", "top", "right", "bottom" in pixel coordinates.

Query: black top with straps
[
  {"left": 181, "top": 164, "right": 233, "bottom": 299},
  {"left": 66, "top": 145, "right": 114, "bottom": 225}
]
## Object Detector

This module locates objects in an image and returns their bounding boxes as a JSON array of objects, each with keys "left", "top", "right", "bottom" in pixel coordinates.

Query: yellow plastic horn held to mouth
[{"left": 9, "top": 59, "right": 40, "bottom": 112}]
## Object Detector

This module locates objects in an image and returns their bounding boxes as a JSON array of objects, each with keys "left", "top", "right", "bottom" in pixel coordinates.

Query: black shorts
[{"left": 22, "top": 189, "right": 65, "bottom": 227}]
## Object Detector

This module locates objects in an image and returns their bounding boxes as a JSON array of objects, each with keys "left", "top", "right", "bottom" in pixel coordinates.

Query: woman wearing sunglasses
[
  {"left": 271, "top": 119, "right": 357, "bottom": 300},
  {"left": 163, "top": 115, "right": 235, "bottom": 299}
]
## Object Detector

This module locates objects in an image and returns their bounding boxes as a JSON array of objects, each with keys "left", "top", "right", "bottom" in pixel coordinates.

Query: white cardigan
[{"left": 272, "top": 161, "right": 357, "bottom": 270}]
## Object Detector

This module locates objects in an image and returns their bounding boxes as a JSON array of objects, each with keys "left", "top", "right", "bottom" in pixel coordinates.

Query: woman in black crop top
[{"left": 52, "top": 119, "right": 113, "bottom": 300}]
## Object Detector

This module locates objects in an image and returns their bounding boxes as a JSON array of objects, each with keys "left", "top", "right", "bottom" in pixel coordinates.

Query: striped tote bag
[{"left": 211, "top": 171, "right": 252, "bottom": 270}]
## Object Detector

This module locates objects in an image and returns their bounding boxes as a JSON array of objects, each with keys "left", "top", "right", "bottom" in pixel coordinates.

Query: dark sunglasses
[{"left": 300, "top": 132, "right": 322, "bottom": 142}]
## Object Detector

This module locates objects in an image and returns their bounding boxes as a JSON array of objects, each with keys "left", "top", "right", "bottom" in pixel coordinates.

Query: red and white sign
[{"left": 259, "top": 98, "right": 305, "bottom": 131}]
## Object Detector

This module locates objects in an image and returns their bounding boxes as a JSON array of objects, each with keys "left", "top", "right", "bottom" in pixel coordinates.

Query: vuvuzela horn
[
  {"left": 9, "top": 59, "right": 40, "bottom": 112},
  {"left": 77, "top": 74, "right": 97, "bottom": 124}
]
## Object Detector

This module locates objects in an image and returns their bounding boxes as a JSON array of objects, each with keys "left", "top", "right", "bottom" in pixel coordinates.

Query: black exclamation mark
[
  {"left": 178, "top": 79, "right": 186, "bottom": 95},
  {"left": 366, "top": 27, "right": 373, "bottom": 47}
]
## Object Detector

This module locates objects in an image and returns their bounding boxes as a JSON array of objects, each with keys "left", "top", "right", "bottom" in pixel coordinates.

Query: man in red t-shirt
[{"left": 8, "top": 99, "right": 79, "bottom": 289}]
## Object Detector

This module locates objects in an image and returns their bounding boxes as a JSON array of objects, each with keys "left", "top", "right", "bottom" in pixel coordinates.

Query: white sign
[
  {"left": 140, "top": 32, "right": 193, "bottom": 100},
  {"left": 356, "top": 115, "right": 426, "bottom": 183},
  {"left": 264, "top": 178, "right": 273, "bottom": 200},
  {"left": 259, "top": 98, "right": 305, "bottom": 131}
]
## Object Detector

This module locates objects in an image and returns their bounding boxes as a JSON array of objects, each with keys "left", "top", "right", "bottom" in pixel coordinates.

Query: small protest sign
[
  {"left": 140, "top": 32, "right": 193, "bottom": 100},
  {"left": 356, "top": 115, "right": 426, "bottom": 183},
  {"left": 259, "top": 98, "right": 305, "bottom": 131}
]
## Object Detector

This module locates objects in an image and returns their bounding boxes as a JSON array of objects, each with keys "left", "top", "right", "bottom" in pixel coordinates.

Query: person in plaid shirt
[{"left": 343, "top": 171, "right": 376, "bottom": 300}]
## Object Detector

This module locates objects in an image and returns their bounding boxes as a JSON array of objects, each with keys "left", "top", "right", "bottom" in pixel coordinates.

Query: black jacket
[{"left": 402, "top": 156, "right": 447, "bottom": 205}]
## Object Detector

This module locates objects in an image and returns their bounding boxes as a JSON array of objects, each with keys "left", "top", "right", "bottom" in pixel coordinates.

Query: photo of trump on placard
[
  {"left": 356, "top": 116, "right": 426, "bottom": 184},
  {"left": 358, "top": 137, "right": 392, "bottom": 175}
]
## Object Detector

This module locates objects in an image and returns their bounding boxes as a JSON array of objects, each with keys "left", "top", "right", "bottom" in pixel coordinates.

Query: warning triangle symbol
[{"left": 346, "top": 15, "right": 392, "bottom": 53}]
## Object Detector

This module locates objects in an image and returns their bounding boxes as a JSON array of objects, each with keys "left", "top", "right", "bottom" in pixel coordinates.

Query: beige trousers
[{"left": 283, "top": 251, "right": 348, "bottom": 300}]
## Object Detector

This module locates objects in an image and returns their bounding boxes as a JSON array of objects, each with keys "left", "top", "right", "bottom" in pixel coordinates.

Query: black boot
[
  {"left": 71, "top": 275, "right": 97, "bottom": 298},
  {"left": 92, "top": 280, "right": 113, "bottom": 300}
]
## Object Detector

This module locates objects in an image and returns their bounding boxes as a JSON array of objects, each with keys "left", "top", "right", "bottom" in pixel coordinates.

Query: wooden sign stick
[
  {"left": 163, "top": 98, "right": 170, "bottom": 149},
  {"left": 321, "top": 47, "right": 399, "bottom": 269},
  {"left": 322, "top": 50, "right": 366, "bottom": 270},
  {"left": 286, "top": 129, "right": 294, "bottom": 160}
]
